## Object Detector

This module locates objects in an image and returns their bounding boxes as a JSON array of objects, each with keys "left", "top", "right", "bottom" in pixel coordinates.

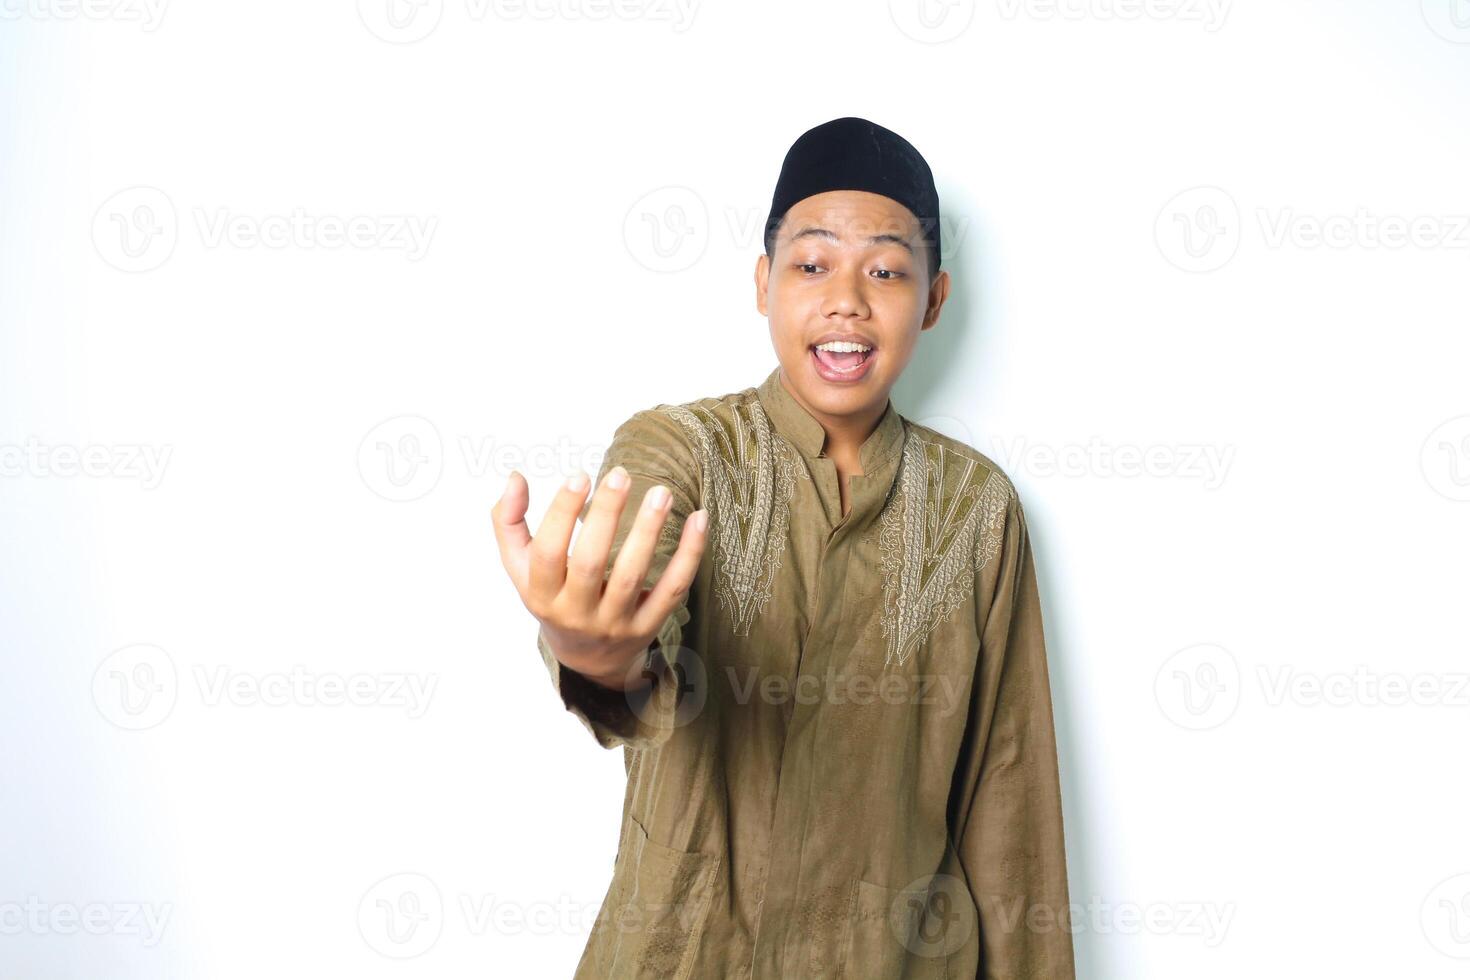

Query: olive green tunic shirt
[{"left": 536, "top": 366, "right": 1076, "bottom": 979}]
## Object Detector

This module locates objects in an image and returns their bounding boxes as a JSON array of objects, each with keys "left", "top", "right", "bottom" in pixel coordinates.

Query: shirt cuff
[{"left": 536, "top": 603, "right": 690, "bottom": 752}]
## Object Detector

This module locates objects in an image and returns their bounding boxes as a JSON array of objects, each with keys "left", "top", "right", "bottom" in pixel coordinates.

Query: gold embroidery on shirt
[
  {"left": 876, "top": 433, "right": 1015, "bottom": 667},
  {"left": 659, "top": 397, "right": 806, "bottom": 636}
]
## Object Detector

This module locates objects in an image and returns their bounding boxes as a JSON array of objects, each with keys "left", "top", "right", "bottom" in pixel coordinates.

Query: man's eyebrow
[{"left": 788, "top": 226, "right": 915, "bottom": 254}]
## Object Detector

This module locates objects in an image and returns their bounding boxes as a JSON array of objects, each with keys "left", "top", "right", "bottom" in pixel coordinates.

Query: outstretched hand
[{"left": 492, "top": 466, "right": 708, "bottom": 691}]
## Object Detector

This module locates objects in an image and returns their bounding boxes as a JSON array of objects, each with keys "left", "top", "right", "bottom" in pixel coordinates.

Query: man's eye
[
  {"left": 872, "top": 268, "right": 904, "bottom": 280},
  {"left": 797, "top": 263, "right": 821, "bottom": 274}
]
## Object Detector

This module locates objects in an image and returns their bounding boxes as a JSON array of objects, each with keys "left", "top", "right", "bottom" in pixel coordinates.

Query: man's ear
[
  {"left": 920, "top": 268, "right": 951, "bottom": 331},
  {"left": 754, "top": 252, "right": 770, "bottom": 317}
]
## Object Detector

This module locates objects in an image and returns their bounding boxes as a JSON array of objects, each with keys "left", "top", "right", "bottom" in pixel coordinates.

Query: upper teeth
[{"left": 815, "top": 341, "right": 872, "bottom": 353}]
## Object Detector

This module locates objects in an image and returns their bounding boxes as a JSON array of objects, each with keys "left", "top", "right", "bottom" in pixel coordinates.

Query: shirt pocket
[
  {"left": 843, "top": 877, "right": 954, "bottom": 979},
  {"left": 589, "top": 813, "right": 720, "bottom": 980}
]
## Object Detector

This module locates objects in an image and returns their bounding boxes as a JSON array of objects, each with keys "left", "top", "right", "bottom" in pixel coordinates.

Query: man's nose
[{"left": 822, "top": 264, "right": 870, "bottom": 318}]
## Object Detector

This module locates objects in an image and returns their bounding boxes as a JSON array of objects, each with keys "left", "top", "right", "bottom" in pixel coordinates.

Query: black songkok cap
[{"left": 764, "top": 116, "right": 941, "bottom": 270}]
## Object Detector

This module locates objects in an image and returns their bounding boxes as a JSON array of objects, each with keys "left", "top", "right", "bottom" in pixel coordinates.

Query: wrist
[{"left": 575, "top": 646, "right": 657, "bottom": 693}]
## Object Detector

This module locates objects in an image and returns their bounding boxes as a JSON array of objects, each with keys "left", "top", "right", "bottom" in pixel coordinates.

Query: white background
[{"left": 3, "top": 0, "right": 1469, "bottom": 976}]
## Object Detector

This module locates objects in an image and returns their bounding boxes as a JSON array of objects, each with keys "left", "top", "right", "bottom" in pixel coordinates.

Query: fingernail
[
  {"left": 607, "top": 465, "right": 629, "bottom": 490},
  {"left": 565, "top": 472, "right": 588, "bottom": 492},
  {"left": 645, "top": 485, "right": 671, "bottom": 510},
  {"left": 691, "top": 509, "right": 708, "bottom": 532}
]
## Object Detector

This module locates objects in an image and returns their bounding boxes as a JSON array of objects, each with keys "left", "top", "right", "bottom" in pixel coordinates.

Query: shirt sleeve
[
  {"left": 535, "top": 405, "right": 702, "bottom": 752},
  {"left": 951, "top": 492, "right": 1077, "bottom": 978}
]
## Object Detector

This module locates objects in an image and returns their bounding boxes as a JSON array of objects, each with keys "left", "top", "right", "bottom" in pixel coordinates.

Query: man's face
[{"left": 755, "top": 189, "right": 949, "bottom": 425}]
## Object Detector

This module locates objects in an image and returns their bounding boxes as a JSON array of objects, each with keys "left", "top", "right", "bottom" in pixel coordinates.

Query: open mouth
[{"left": 810, "top": 341, "right": 876, "bottom": 380}]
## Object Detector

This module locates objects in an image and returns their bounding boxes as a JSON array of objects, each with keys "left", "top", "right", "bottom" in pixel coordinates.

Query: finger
[
  {"left": 526, "top": 471, "right": 591, "bottom": 610},
  {"left": 597, "top": 482, "right": 676, "bottom": 616},
  {"left": 562, "top": 465, "right": 637, "bottom": 608},
  {"left": 629, "top": 509, "right": 709, "bottom": 639},
  {"left": 489, "top": 470, "right": 532, "bottom": 596}
]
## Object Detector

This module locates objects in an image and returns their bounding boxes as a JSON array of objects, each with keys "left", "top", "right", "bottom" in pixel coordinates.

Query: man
[{"left": 492, "top": 116, "right": 1076, "bottom": 978}]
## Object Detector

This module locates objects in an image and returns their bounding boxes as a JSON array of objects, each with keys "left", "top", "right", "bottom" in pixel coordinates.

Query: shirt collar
[{"left": 755, "top": 365, "right": 906, "bottom": 470}]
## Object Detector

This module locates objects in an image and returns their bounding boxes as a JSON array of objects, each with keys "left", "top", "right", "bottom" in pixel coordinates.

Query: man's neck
[{"left": 777, "top": 369, "right": 885, "bottom": 477}]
